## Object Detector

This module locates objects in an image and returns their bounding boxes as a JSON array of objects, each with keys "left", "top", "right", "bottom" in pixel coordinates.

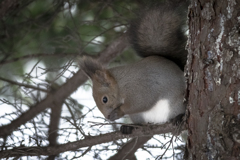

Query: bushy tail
[{"left": 129, "top": 1, "right": 188, "bottom": 70}]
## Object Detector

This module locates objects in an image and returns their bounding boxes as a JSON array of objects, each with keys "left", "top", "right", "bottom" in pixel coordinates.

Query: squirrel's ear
[
  {"left": 80, "top": 56, "right": 104, "bottom": 79},
  {"left": 80, "top": 56, "right": 116, "bottom": 87},
  {"left": 94, "top": 70, "right": 116, "bottom": 87}
]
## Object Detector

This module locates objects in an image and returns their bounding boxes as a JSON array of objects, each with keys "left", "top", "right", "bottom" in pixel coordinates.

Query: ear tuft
[
  {"left": 80, "top": 56, "right": 104, "bottom": 79},
  {"left": 95, "top": 70, "right": 113, "bottom": 87},
  {"left": 80, "top": 56, "right": 117, "bottom": 87}
]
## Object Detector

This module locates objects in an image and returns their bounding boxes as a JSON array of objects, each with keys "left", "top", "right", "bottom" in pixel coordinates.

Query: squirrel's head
[{"left": 80, "top": 57, "right": 125, "bottom": 121}]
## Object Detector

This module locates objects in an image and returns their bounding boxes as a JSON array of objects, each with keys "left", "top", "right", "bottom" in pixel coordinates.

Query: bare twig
[
  {"left": 0, "top": 77, "right": 49, "bottom": 93},
  {"left": 0, "top": 53, "right": 82, "bottom": 65},
  {"left": 156, "top": 135, "right": 175, "bottom": 160}
]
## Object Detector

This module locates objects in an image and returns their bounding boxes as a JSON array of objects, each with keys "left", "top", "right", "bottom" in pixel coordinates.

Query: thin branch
[
  {"left": 0, "top": 121, "right": 186, "bottom": 158},
  {"left": 156, "top": 135, "right": 175, "bottom": 160},
  {"left": 0, "top": 33, "right": 129, "bottom": 138},
  {"left": 108, "top": 136, "right": 152, "bottom": 160},
  {"left": 0, "top": 77, "right": 49, "bottom": 93},
  {"left": 0, "top": 53, "right": 83, "bottom": 65},
  {"left": 47, "top": 102, "right": 63, "bottom": 160}
]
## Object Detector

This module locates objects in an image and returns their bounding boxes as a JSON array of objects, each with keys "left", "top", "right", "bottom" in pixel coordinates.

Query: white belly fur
[{"left": 140, "top": 99, "right": 170, "bottom": 124}]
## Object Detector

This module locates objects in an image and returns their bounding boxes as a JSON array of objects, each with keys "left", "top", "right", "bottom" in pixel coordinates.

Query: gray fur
[
  {"left": 110, "top": 56, "right": 185, "bottom": 123},
  {"left": 129, "top": 2, "right": 188, "bottom": 70}
]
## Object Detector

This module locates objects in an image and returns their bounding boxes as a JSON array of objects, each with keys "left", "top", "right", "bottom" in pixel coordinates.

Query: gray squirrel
[{"left": 80, "top": 1, "right": 188, "bottom": 133}]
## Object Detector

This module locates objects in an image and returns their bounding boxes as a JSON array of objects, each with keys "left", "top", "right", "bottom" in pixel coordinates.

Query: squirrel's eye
[{"left": 102, "top": 96, "right": 108, "bottom": 103}]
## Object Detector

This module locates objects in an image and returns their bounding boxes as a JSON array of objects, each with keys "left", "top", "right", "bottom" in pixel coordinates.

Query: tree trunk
[{"left": 186, "top": 0, "right": 240, "bottom": 159}]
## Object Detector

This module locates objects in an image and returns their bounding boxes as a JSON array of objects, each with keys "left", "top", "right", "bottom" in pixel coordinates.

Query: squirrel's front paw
[{"left": 120, "top": 125, "right": 135, "bottom": 134}]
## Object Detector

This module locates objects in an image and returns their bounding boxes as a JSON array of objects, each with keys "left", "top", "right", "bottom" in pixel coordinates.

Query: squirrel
[{"left": 80, "top": 1, "right": 188, "bottom": 134}]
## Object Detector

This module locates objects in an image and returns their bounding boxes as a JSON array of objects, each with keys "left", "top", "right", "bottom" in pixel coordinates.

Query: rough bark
[{"left": 186, "top": 0, "right": 240, "bottom": 159}]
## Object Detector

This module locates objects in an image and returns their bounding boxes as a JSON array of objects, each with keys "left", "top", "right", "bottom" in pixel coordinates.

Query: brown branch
[
  {"left": 48, "top": 104, "right": 63, "bottom": 146},
  {"left": 0, "top": 0, "right": 18, "bottom": 19},
  {"left": 108, "top": 136, "right": 152, "bottom": 160},
  {"left": 0, "top": 34, "right": 129, "bottom": 138},
  {"left": 0, "top": 121, "right": 186, "bottom": 158},
  {"left": 47, "top": 102, "right": 63, "bottom": 160}
]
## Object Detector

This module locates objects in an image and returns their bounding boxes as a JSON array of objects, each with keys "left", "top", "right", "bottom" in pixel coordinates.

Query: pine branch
[{"left": 0, "top": 121, "right": 186, "bottom": 158}]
